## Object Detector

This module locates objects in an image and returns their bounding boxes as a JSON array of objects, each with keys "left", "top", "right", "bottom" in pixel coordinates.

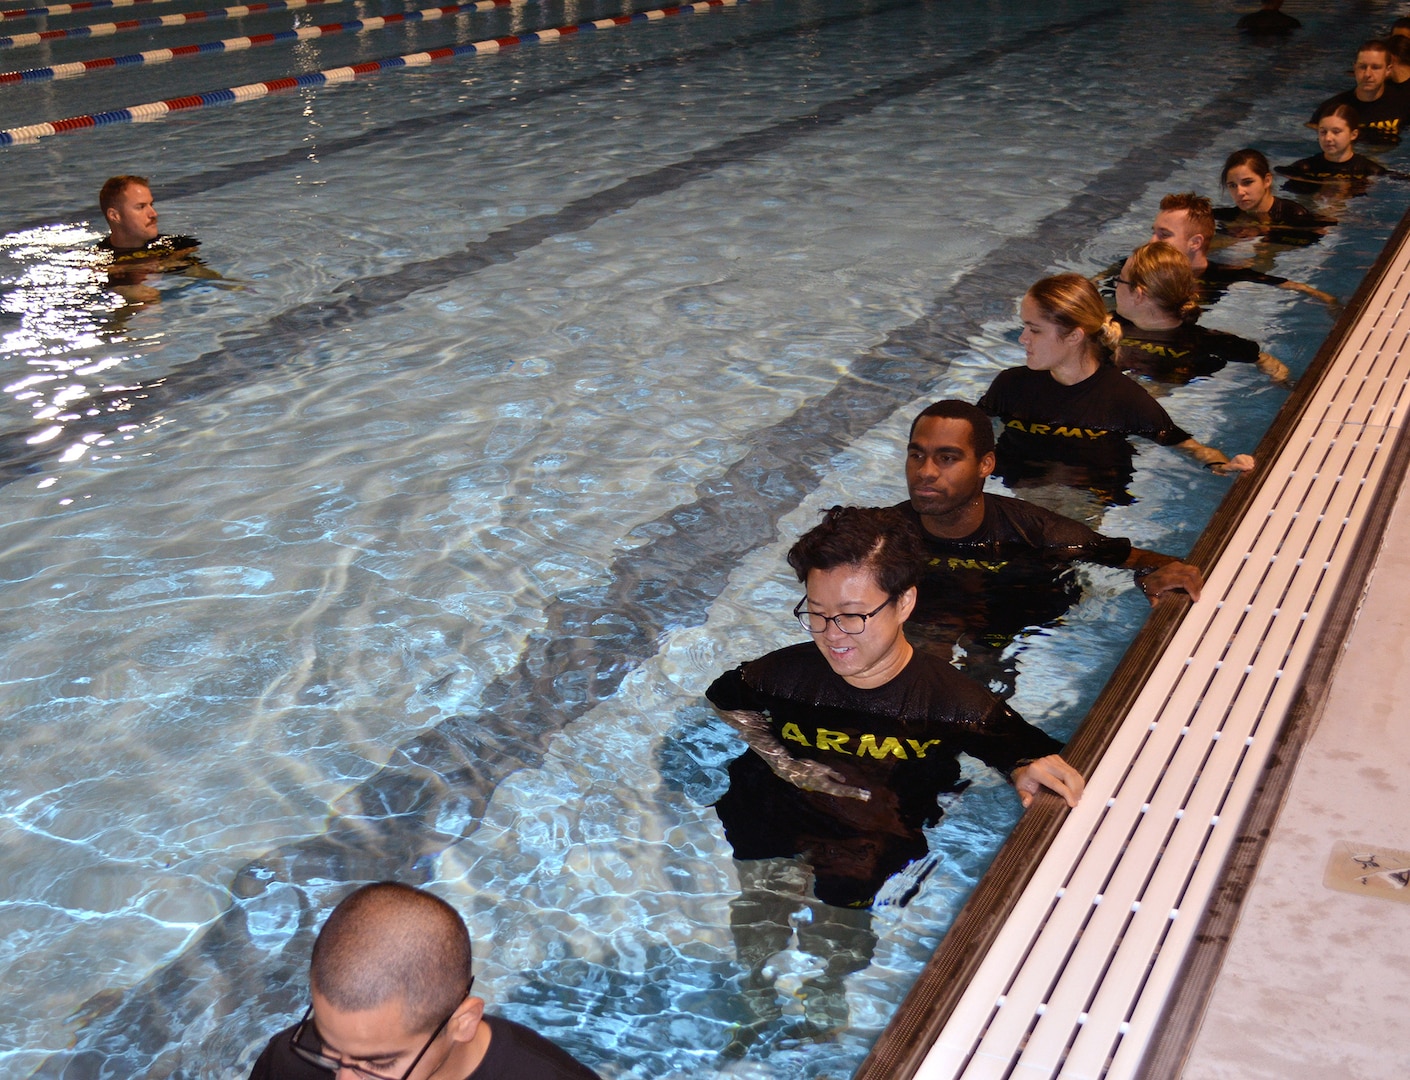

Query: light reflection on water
[{"left": 0, "top": 0, "right": 1399, "bottom": 1076}]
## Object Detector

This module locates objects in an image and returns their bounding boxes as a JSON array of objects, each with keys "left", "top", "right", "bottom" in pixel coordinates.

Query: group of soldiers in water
[{"left": 88, "top": 16, "right": 1408, "bottom": 1079}]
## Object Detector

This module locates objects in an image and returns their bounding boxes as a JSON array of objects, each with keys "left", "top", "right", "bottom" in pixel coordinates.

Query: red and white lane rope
[
  {"left": 2, "top": 0, "right": 210, "bottom": 21},
  {"left": 0, "top": 0, "right": 745, "bottom": 145},
  {"left": 0, "top": 0, "right": 344, "bottom": 52},
  {"left": 1, "top": 0, "right": 522, "bottom": 80}
]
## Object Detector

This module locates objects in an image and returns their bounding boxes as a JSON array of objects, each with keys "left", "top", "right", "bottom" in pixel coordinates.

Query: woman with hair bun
[
  {"left": 977, "top": 274, "right": 1254, "bottom": 513},
  {"left": 1114, "top": 242, "right": 1292, "bottom": 387}
]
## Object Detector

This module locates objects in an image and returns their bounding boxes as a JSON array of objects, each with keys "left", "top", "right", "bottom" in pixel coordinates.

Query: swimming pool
[{"left": 1, "top": 0, "right": 1403, "bottom": 1075}]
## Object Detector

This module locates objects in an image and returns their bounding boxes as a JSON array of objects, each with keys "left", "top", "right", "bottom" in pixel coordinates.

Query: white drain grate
[{"left": 915, "top": 237, "right": 1410, "bottom": 1080}]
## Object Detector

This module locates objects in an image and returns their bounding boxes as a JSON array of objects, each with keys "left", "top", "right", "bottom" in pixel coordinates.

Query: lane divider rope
[
  {"left": 0, "top": 0, "right": 744, "bottom": 144},
  {"left": 1, "top": 0, "right": 345, "bottom": 52},
  {"left": 1, "top": 0, "right": 524, "bottom": 79},
  {"left": 2, "top": 0, "right": 218, "bottom": 21}
]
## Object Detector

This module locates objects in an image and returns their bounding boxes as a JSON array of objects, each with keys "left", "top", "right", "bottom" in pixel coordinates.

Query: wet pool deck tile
[{"left": 1183, "top": 465, "right": 1410, "bottom": 1080}]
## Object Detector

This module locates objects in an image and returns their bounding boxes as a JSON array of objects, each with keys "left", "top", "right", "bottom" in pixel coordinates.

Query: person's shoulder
[
  {"left": 897, "top": 648, "right": 1005, "bottom": 711},
  {"left": 987, "top": 365, "right": 1035, "bottom": 390},
  {"left": 474, "top": 1017, "right": 602, "bottom": 1080},
  {"left": 738, "top": 642, "right": 830, "bottom": 696},
  {"left": 1194, "top": 324, "right": 1259, "bottom": 362},
  {"left": 1382, "top": 78, "right": 1410, "bottom": 104},
  {"left": 980, "top": 364, "right": 1036, "bottom": 405},
  {"left": 1270, "top": 197, "right": 1332, "bottom": 226},
  {"left": 982, "top": 492, "right": 1097, "bottom": 546},
  {"left": 1091, "top": 362, "right": 1153, "bottom": 394},
  {"left": 1201, "top": 260, "right": 1287, "bottom": 287},
  {"left": 1117, "top": 317, "right": 1188, "bottom": 345},
  {"left": 889, "top": 499, "right": 924, "bottom": 530},
  {"left": 153, "top": 233, "right": 201, "bottom": 251},
  {"left": 983, "top": 491, "right": 1073, "bottom": 534},
  {"left": 1350, "top": 152, "right": 1389, "bottom": 175},
  {"left": 1275, "top": 155, "right": 1319, "bottom": 178}
]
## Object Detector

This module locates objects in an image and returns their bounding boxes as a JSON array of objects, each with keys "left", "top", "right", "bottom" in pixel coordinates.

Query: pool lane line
[
  {"left": 1, "top": 0, "right": 203, "bottom": 20},
  {"left": 0, "top": 0, "right": 347, "bottom": 52},
  {"left": 8, "top": 0, "right": 925, "bottom": 234},
  {"left": 0, "top": 0, "right": 747, "bottom": 143},
  {"left": 0, "top": 0, "right": 530, "bottom": 81}
]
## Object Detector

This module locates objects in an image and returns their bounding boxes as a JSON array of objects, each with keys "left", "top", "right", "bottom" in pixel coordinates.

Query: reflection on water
[{"left": 0, "top": 225, "right": 236, "bottom": 481}]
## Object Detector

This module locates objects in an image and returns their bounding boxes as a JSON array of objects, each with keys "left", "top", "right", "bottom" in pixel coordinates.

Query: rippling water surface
[{"left": 0, "top": 0, "right": 1403, "bottom": 1075}]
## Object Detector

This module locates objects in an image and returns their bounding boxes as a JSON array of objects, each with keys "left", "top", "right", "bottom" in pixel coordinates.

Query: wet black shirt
[
  {"left": 707, "top": 645, "right": 1063, "bottom": 905},
  {"left": 96, "top": 233, "right": 201, "bottom": 257},
  {"left": 892, "top": 497, "right": 1131, "bottom": 640},
  {"left": 248, "top": 1017, "right": 602, "bottom": 1080},
  {"left": 978, "top": 364, "right": 1191, "bottom": 504},
  {"left": 1113, "top": 317, "right": 1260, "bottom": 384},
  {"left": 1195, "top": 261, "right": 1288, "bottom": 306}
]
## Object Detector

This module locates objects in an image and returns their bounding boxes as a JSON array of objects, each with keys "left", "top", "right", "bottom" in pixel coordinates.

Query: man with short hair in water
[
  {"left": 96, "top": 174, "right": 216, "bottom": 311},
  {"left": 897, "top": 401, "right": 1203, "bottom": 694},
  {"left": 1147, "top": 192, "right": 1333, "bottom": 305},
  {"left": 98, "top": 175, "right": 198, "bottom": 256},
  {"left": 248, "top": 882, "right": 601, "bottom": 1080},
  {"left": 1308, "top": 40, "right": 1410, "bottom": 145}
]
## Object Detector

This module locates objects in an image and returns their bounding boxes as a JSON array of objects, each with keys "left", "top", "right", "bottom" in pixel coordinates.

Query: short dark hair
[
  {"left": 310, "top": 882, "right": 472, "bottom": 1033},
  {"left": 1356, "top": 38, "right": 1391, "bottom": 63},
  {"left": 99, "top": 175, "right": 148, "bottom": 215},
  {"left": 908, "top": 400, "right": 995, "bottom": 458},
  {"left": 786, "top": 506, "right": 923, "bottom": 598}
]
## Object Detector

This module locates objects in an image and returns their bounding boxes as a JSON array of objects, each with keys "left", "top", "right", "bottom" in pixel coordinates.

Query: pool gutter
[{"left": 856, "top": 202, "right": 1410, "bottom": 1080}]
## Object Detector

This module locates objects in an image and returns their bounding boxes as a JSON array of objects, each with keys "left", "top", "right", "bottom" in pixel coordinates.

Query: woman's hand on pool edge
[
  {"left": 1013, "top": 755, "right": 1084, "bottom": 809},
  {"left": 1210, "top": 453, "right": 1256, "bottom": 476}
]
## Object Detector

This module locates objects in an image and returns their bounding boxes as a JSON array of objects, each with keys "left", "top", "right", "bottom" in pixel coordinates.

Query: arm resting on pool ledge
[
  {"left": 714, "top": 707, "right": 871, "bottom": 801},
  {"left": 1175, "top": 437, "right": 1256, "bottom": 477},
  {"left": 1011, "top": 755, "right": 1084, "bottom": 809},
  {"left": 1123, "top": 548, "right": 1203, "bottom": 605},
  {"left": 1257, "top": 351, "right": 1293, "bottom": 387}
]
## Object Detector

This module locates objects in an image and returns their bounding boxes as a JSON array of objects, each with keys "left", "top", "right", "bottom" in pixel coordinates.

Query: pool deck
[{"left": 1181, "top": 449, "right": 1410, "bottom": 1079}]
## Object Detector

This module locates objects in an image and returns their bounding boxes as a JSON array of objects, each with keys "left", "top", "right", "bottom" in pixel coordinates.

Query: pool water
[{"left": 0, "top": 0, "right": 1404, "bottom": 1076}]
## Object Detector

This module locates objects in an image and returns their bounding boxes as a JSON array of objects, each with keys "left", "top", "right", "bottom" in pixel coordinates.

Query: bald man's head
[{"left": 310, "top": 882, "right": 472, "bottom": 1033}]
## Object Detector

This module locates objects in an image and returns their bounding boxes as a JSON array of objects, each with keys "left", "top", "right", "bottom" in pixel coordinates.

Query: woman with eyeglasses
[
  {"left": 1113, "top": 242, "right": 1293, "bottom": 389},
  {"left": 706, "top": 505, "right": 1082, "bottom": 911}
]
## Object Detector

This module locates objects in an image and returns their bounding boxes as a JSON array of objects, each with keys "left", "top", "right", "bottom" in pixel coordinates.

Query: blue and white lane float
[
  {"left": 0, "top": 0, "right": 746, "bottom": 144},
  {"left": 1, "top": 0, "right": 526, "bottom": 80},
  {"left": 0, "top": 0, "right": 344, "bottom": 52}
]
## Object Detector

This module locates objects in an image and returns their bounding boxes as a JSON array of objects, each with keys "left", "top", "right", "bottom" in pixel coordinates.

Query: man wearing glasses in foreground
[
  {"left": 248, "top": 882, "right": 600, "bottom": 1080},
  {"left": 707, "top": 505, "right": 1083, "bottom": 909}
]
